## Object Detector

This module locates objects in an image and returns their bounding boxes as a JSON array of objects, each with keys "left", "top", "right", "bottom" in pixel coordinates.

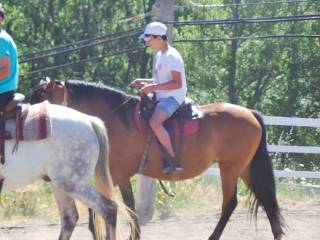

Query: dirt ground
[{"left": 0, "top": 203, "right": 319, "bottom": 240}]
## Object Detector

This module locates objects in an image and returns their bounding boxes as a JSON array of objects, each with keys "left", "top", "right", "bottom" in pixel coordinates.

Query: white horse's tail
[{"left": 90, "top": 117, "right": 136, "bottom": 240}]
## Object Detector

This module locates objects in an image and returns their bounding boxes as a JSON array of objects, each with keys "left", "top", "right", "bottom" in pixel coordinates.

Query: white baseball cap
[{"left": 139, "top": 22, "right": 167, "bottom": 40}]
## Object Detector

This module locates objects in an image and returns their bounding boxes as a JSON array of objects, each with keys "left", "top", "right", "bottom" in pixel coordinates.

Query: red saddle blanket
[
  {"left": 4, "top": 101, "right": 50, "bottom": 140},
  {"left": 134, "top": 103, "right": 200, "bottom": 136}
]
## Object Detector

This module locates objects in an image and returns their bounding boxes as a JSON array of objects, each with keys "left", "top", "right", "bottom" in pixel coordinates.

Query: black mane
[
  {"left": 65, "top": 80, "right": 136, "bottom": 106},
  {"left": 65, "top": 80, "right": 138, "bottom": 128}
]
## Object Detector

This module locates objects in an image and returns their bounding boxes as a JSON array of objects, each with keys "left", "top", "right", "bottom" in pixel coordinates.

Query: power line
[
  {"left": 20, "top": 29, "right": 142, "bottom": 63},
  {"left": 168, "top": 14, "right": 320, "bottom": 26},
  {"left": 20, "top": 46, "right": 145, "bottom": 78},
  {"left": 22, "top": 12, "right": 151, "bottom": 51},
  {"left": 176, "top": 0, "right": 316, "bottom": 8},
  {"left": 174, "top": 34, "right": 320, "bottom": 43},
  {"left": 21, "top": 32, "right": 318, "bottom": 79},
  {"left": 21, "top": 14, "right": 319, "bottom": 63},
  {"left": 21, "top": 28, "right": 143, "bottom": 62}
]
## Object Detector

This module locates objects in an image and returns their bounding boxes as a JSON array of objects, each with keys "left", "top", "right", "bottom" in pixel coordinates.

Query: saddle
[
  {"left": 137, "top": 93, "right": 200, "bottom": 136},
  {"left": 0, "top": 93, "right": 25, "bottom": 164},
  {"left": 0, "top": 95, "right": 50, "bottom": 164},
  {"left": 135, "top": 94, "right": 201, "bottom": 173}
]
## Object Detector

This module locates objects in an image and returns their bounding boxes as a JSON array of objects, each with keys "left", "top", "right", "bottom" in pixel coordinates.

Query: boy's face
[{"left": 144, "top": 35, "right": 162, "bottom": 50}]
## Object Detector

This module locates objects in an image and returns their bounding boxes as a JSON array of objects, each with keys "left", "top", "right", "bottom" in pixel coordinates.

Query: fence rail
[
  {"left": 203, "top": 168, "right": 320, "bottom": 179},
  {"left": 263, "top": 116, "right": 320, "bottom": 127},
  {"left": 203, "top": 116, "right": 320, "bottom": 179}
]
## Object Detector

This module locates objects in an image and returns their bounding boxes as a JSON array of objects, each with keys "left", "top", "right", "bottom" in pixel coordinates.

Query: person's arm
[
  {"left": 0, "top": 55, "right": 10, "bottom": 80},
  {"left": 139, "top": 70, "right": 182, "bottom": 94}
]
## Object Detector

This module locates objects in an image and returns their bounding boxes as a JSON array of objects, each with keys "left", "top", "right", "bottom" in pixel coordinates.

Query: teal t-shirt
[{"left": 0, "top": 29, "right": 19, "bottom": 94}]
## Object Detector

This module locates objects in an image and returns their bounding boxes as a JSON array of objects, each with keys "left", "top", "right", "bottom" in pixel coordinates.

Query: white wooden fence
[{"left": 203, "top": 116, "right": 320, "bottom": 178}]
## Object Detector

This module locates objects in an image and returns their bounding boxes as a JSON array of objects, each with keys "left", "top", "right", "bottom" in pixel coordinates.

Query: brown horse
[{"left": 30, "top": 78, "right": 285, "bottom": 240}]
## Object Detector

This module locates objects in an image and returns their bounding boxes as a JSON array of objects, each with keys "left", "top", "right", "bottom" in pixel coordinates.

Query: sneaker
[
  {"left": 161, "top": 165, "right": 184, "bottom": 175},
  {"left": 161, "top": 165, "right": 176, "bottom": 174},
  {"left": 174, "top": 167, "right": 183, "bottom": 173}
]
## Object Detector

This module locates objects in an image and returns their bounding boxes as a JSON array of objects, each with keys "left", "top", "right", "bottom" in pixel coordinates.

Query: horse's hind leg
[
  {"left": 65, "top": 185, "right": 118, "bottom": 240},
  {"left": 88, "top": 208, "right": 97, "bottom": 240},
  {"left": 89, "top": 182, "right": 140, "bottom": 240},
  {"left": 209, "top": 163, "right": 238, "bottom": 240},
  {"left": 241, "top": 167, "right": 285, "bottom": 240},
  {"left": 51, "top": 185, "right": 79, "bottom": 240}
]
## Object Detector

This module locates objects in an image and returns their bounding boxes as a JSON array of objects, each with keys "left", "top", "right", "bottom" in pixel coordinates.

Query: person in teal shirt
[{"left": 0, "top": 3, "right": 19, "bottom": 110}]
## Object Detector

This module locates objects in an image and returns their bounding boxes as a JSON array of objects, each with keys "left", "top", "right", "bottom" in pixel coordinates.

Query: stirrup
[{"left": 161, "top": 162, "right": 183, "bottom": 175}]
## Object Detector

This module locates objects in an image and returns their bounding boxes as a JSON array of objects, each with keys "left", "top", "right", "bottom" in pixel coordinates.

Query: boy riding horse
[{"left": 130, "top": 22, "right": 187, "bottom": 174}]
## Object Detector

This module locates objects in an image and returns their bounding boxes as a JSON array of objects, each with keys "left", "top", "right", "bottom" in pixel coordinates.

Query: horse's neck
[{"left": 112, "top": 99, "right": 137, "bottom": 129}]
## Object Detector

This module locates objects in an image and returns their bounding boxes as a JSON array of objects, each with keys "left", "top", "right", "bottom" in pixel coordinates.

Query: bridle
[
  {"left": 40, "top": 80, "right": 68, "bottom": 106},
  {"left": 59, "top": 81, "right": 68, "bottom": 106}
]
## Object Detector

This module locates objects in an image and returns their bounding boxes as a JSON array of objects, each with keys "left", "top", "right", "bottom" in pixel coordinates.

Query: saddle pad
[
  {"left": 5, "top": 101, "right": 51, "bottom": 141},
  {"left": 134, "top": 103, "right": 199, "bottom": 136}
]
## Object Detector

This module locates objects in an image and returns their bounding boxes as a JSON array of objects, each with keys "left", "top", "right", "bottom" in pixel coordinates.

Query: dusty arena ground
[{"left": 0, "top": 203, "right": 319, "bottom": 240}]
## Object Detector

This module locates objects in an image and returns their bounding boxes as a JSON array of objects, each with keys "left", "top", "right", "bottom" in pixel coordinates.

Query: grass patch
[
  {"left": 154, "top": 176, "right": 320, "bottom": 216},
  {"left": 0, "top": 181, "right": 55, "bottom": 221},
  {"left": 0, "top": 176, "right": 319, "bottom": 221}
]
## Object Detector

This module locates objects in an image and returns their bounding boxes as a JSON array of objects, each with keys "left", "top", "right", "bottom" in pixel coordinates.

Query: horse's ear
[
  {"left": 39, "top": 76, "right": 50, "bottom": 85},
  {"left": 45, "top": 77, "right": 55, "bottom": 91}
]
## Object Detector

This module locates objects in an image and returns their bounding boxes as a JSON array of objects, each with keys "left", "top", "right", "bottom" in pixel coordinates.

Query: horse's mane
[
  {"left": 65, "top": 80, "right": 136, "bottom": 105},
  {"left": 65, "top": 80, "right": 139, "bottom": 129}
]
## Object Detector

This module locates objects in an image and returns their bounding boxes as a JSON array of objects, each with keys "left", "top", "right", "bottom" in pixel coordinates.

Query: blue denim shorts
[{"left": 156, "top": 97, "right": 180, "bottom": 118}]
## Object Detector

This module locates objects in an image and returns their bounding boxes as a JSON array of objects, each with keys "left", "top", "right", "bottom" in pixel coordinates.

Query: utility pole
[
  {"left": 135, "top": 0, "right": 175, "bottom": 225},
  {"left": 155, "top": 0, "right": 174, "bottom": 44}
]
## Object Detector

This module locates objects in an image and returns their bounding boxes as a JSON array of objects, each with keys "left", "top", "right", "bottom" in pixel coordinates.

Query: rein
[
  {"left": 109, "top": 86, "right": 139, "bottom": 114},
  {"left": 110, "top": 96, "right": 134, "bottom": 114},
  {"left": 59, "top": 83, "right": 133, "bottom": 114}
]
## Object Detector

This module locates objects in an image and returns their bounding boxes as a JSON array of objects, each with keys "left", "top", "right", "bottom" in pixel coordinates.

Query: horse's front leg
[
  {"left": 51, "top": 185, "right": 79, "bottom": 240},
  {"left": 119, "top": 181, "right": 141, "bottom": 240}
]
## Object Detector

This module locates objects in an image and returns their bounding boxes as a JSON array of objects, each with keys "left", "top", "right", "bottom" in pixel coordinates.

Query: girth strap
[
  {"left": 0, "top": 178, "right": 4, "bottom": 204},
  {"left": 137, "top": 129, "right": 153, "bottom": 174}
]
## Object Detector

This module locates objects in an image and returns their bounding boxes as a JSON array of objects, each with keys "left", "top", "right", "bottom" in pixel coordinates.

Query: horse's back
[
  {"left": 198, "top": 102, "right": 262, "bottom": 163},
  {"left": 1, "top": 103, "right": 100, "bottom": 191},
  {"left": 46, "top": 103, "right": 100, "bottom": 154},
  {"left": 200, "top": 102, "right": 260, "bottom": 128},
  {"left": 48, "top": 103, "right": 93, "bottom": 124}
]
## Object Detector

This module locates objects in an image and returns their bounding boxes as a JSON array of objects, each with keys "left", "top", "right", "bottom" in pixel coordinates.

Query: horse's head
[{"left": 30, "top": 77, "right": 67, "bottom": 105}]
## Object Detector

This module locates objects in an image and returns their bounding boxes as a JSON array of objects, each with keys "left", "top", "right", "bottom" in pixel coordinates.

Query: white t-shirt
[{"left": 153, "top": 45, "right": 187, "bottom": 105}]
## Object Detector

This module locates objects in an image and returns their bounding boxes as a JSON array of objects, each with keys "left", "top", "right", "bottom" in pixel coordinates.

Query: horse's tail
[
  {"left": 90, "top": 117, "right": 137, "bottom": 240},
  {"left": 249, "top": 111, "right": 286, "bottom": 238}
]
